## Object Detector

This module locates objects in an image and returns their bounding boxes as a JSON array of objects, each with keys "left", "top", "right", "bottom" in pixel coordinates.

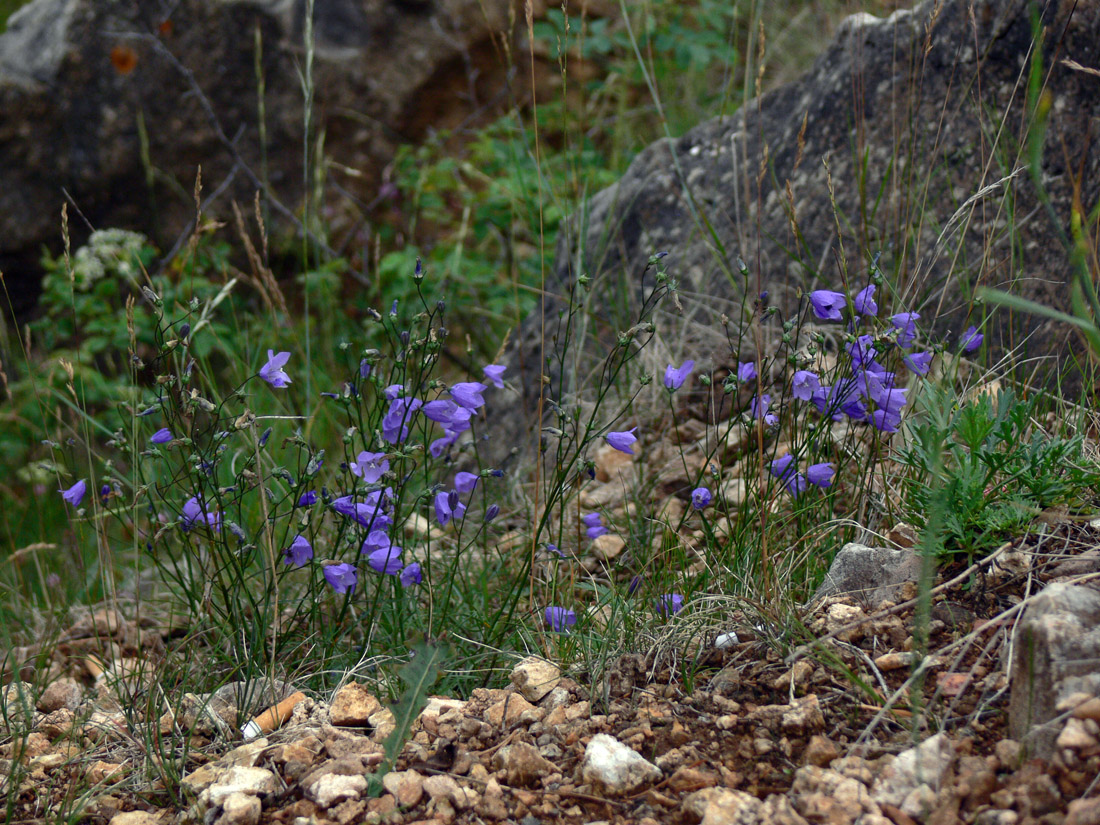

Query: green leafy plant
[
  {"left": 368, "top": 638, "right": 447, "bottom": 795},
  {"left": 898, "top": 386, "right": 1100, "bottom": 563}
]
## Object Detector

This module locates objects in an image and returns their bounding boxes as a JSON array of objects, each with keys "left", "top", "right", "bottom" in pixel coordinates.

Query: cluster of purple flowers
[
  {"left": 800, "top": 287, "right": 938, "bottom": 433},
  {"left": 769, "top": 454, "right": 835, "bottom": 497},
  {"left": 308, "top": 362, "right": 506, "bottom": 594},
  {"left": 583, "top": 512, "right": 607, "bottom": 539},
  {"left": 434, "top": 471, "right": 479, "bottom": 527},
  {"left": 205, "top": 348, "right": 508, "bottom": 596}
]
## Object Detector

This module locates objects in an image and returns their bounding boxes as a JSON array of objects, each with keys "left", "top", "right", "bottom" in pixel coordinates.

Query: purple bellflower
[
  {"left": 791, "top": 371, "right": 821, "bottom": 402},
  {"left": 691, "top": 487, "right": 712, "bottom": 510},
  {"left": 903, "top": 351, "right": 933, "bottom": 375},
  {"left": 737, "top": 361, "right": 757, "bottom": 383},
  {"left": 422, "top": 399, "right": 459, "bottom": 425},
  {"left": 434, "top": 490, "right": 466, "bottom": 527},
  {"left": 181, "top": 496, "right": 221, "bottom": 531},
  {"left": 889, "top": 313, "right": 920, "bottom": 348},
  {"left": 429, "top": 431, "right": 460, "bottom": 458},
  {"left": 483, "top": 364, "right": 506, "bottom": 389},
  {"left": 323, "top": 563, "right": 357, "bottom": 594},
  {"left": 283, "top": 535, "right": 313, "bottom": 567},
  {"left": 400, "top": 563, "right": 422, "bottom": 587},
  {"left": 606, "top": 428, "right": 638, "bottom": 455},
  {"left": 361, "top": 530, "right": 392, "bottom": 556},
  {"left": 770, "top": 454, "right": 797, "bottom": 485},
  {"left": 847, "top": 335, "right": 880, "bottom": 370},
  {"left": 787, "top": 473, "right": 810, "bottom": 497},
  {"left": 583, "top": 512, "right": 608, "bottom": 539},
  {"left": 960, "top": 326, "right": 984, "bottom": 353},
  {"left": 450, "top": 382, "right": 487, "bottom": 410},
  {"left": 60, "top": 479, "right": 87, "bottom": 507},
  {"left": 809, "top": 290, "right": 847, "bottom": 321},
  {"left": 151, "top": 428, "right": 173, "bottom": 445},
  {"left": 749, "top": 394, "right": 771, "bottom": 419},
  {"left": 544, "top": 606, "right": 577, "bottom": 633},
  {"left": 259, "top": 350, "right": 292, "bottom": 388},
  {"left": 657, "top": 594, "right": 684, "bottom": 616},
  {"left": 382, "top": 396, "right": 423, "bottom": 444},
  {"left": 806, "top": 463, "right": 835, "bottom": 488},
  {"left": 367, "top": 545, "right": 403, "bottom": 576},
  {"left": 853, "top": 284, "right": 878, "bottom": 316},
  {"left": 454, "top": 472, "right": 479, "bottom": 494},
  {"left": 349, "top": 451, "right": 389, "bottom": 483},
  {"left": 664, "top": 360, "right": 695, "bottom": 391},
  {"left": 332, "top": 494, "right": 392, "bottom": 531}
]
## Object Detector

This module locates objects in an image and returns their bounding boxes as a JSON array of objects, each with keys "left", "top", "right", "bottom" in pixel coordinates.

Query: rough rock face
[
  {"left": 491, "top": 0, "right": 1100, "bottom": 469},
  {"left": 0, "top": 0, "right": 518, "bottom": 312},
  {"left": 814, "top": 543, "right": 924, "bottom": 607},
  {"left": 1009, "top": 582, "right": 1100, "bottom": 759}
]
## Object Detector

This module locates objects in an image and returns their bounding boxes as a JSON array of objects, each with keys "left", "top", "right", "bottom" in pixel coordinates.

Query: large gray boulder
[
  {"left": 1009, "top": 582, "right": 1100, "bottom": 760},
  {"left": 0, "top": 0, "right": 518, "bottom": 313},
  {"left": 489, "top": 0, "right": 1099, "bottom": 470}
]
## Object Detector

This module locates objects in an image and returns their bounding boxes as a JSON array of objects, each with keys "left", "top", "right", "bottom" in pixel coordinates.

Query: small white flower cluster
[{"left": 70, "top": 229, "right": 148, "bottom": 291}]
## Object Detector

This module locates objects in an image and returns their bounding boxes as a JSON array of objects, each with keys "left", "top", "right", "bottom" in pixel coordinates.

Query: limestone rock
[
  {"left": 591, "top": 534, "right": 626, "bottom": 561},
  {"left": 213, "top": 680, "right": 295, "bottom": 717},
  {"left": 781, "top": 695, "right": 825, "bottom": 733},
  {"left": 422, "top": 774, "right": 476, "bottom": 810},
  {"left": 492, "top": 742, "right": 559, "bottom": 787},
  {"left": 109, "top": 814, "right": 161, "bottom": 825},
  {"left": 37, "top": 708, "right": 77, "bottom": 739},
  {"left": 368, "top": 708, "right": 396, "bottom": 742},
  {"left": 510, "top": 656, "right": 561, "bottom": 703},
  {"left": 594, "top": 442, "right": 634, "bottom": 482},
  {"left": 870, "top": 733, "right": 956, "bottom": 808},
  {"left": 1066, "top": 797, "right": 1100, "bottom": 825},
  {"left": 580, "top": 733, "right": 662, "bottom": 796},
  {"left": 382, "top": 770, "right": 424, "bottom": 808},
  {"left": 814, "top": 544, "right": 924, "bottom": 607},
  {"left": 329, "top": 682, "right": 382, "bottom": 727},
  {"left": 682, "top": 787, "right": 763, "bottom": 824},
  {"left": 86, "top": 761, "right": 126, "bottom": 784},
  {"left": 201, "top": 766, "right": 279, "bottom": 808},
  {"left": 666, "top": 766, "right": 718, "bottom": 793},
  {"left": 179, "top": 691, "right": 238, "bottom": 736},
  {"left": 803, "top": 735, "right": 839, "bottom": 768},
  {"left": 1, "top": 680, "right": 35, "bottom": 720},
  {"left": 417, "top": 696, "right": 466, "bottom": 736},
  {"left": 214, "top": 792, "right": 261, "bottom": 825},
  {"left": 308, "top": 773, "right": 369, "bottom": 807},
  {"left": 36, "top": 677, "right": 83, "bottom": 713},
  {"left": 1009, "top": 583, "right": 1100, "bottom": 759},
  {"left": 793, "top": 765, "right": 879, "bottom": 823},
  {"left": 484, "top": 693, "right": 539, "bottom": 728}
]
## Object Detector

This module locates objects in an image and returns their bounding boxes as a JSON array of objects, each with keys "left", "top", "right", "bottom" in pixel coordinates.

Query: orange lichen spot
[
  {"left": 157, "top": 19, "right": 174, "bottom": 37},
  {"left": 110, "top": 45, "right": 137, "bottom": 75}
]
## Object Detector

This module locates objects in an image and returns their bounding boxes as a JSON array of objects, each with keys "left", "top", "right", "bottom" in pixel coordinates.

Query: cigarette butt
[
  {"left": 84, "top": 655, "right": 107, "bottom": 680},
  {"left": 241, "top": 691, "right": 305, "bottom": 740}
]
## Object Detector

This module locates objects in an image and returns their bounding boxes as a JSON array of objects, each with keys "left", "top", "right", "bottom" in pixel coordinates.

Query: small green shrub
[{"left": 898, "top": 386, "right": 1100, "bottom": 563}]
